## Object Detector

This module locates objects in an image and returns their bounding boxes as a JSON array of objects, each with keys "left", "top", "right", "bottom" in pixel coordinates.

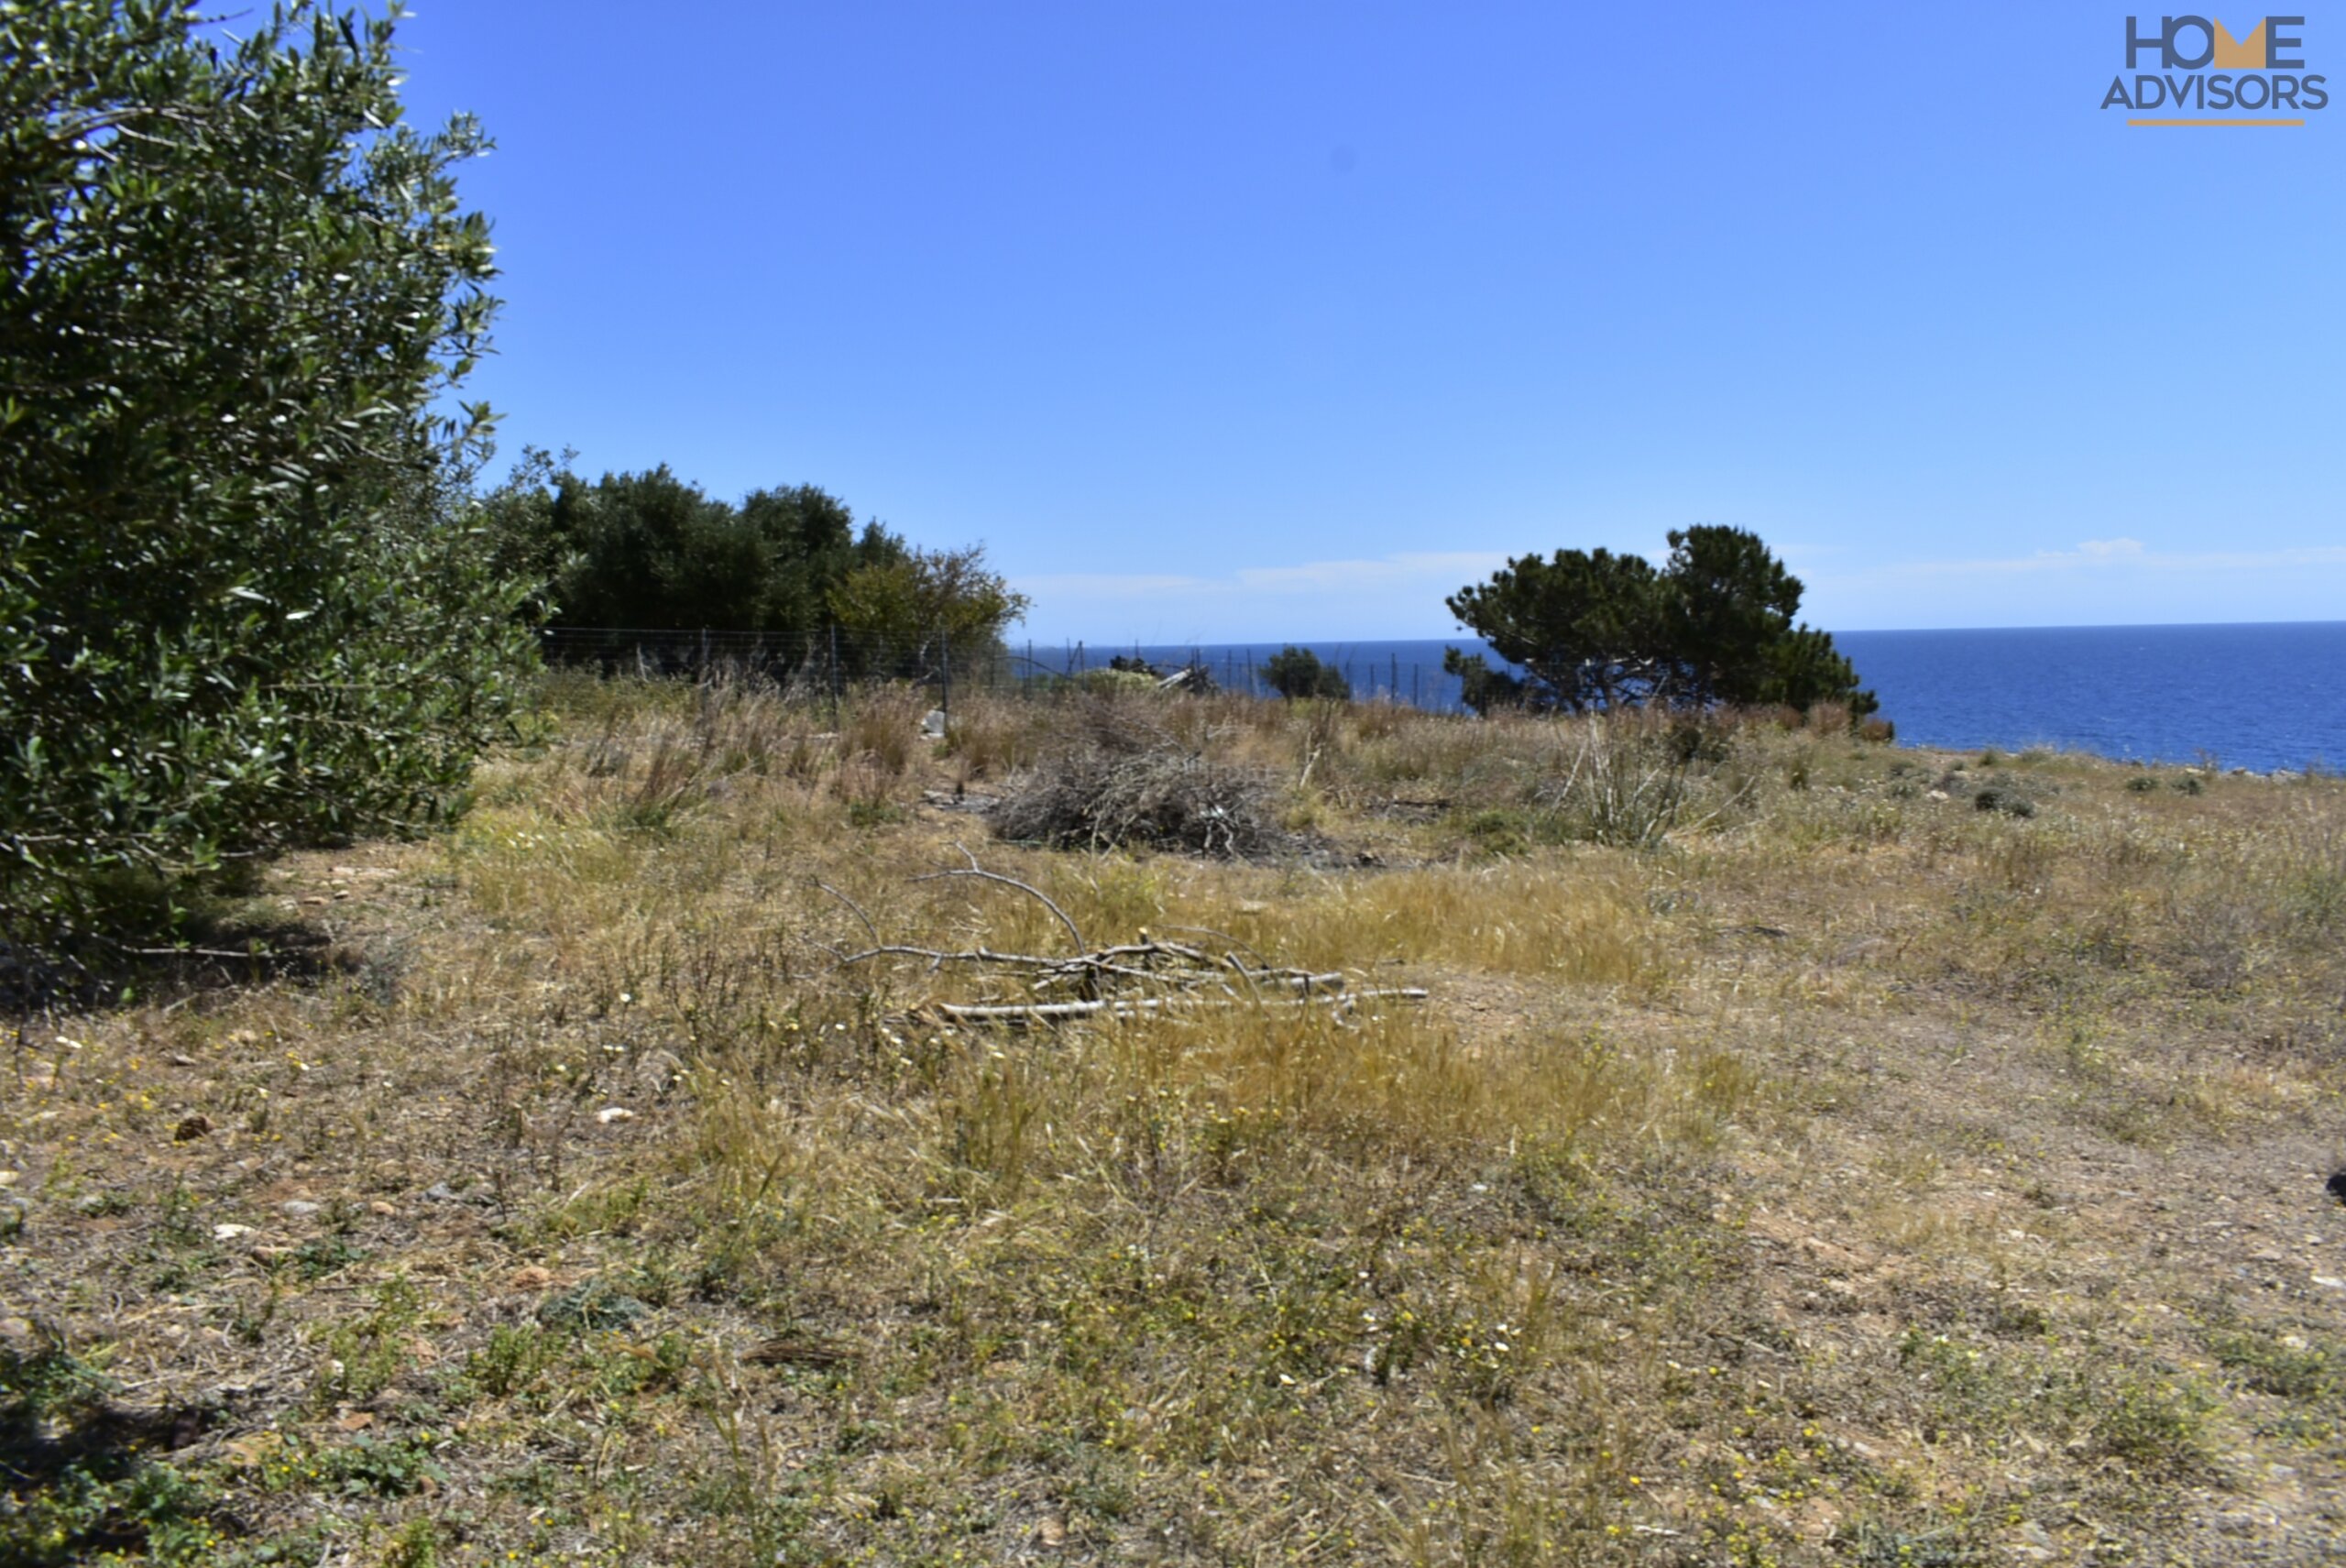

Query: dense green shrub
[
  {"left": 0, "top": 1, "right": 535, "bottom": 950},
  {"left": 523, "top": 465, "right": 898, "bottom": 646},
  {"left": 1262, "top": 646, "right": 1352, "bottom": 701},
  {"left": 485, "top": 458, "right": 1027, "bottom": 681},
  {"left": 828, "top": 541, "right": 1033, "bottom": 681}
]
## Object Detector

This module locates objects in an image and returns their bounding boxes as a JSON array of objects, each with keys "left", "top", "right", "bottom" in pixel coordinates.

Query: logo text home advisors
[{"left": 2103, "top": 15, "right": 2330, "bottom": 119}]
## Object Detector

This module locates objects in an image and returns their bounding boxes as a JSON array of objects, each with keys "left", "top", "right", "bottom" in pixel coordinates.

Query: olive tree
[
  {"left": 0, "top": 0, "right": 534, "bottom": 948},
  {"left": 828, "top": 543, "right": 1031, "bottom": 680}
]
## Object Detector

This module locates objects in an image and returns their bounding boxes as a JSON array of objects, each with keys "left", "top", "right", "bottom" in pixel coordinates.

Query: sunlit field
[{"left": 7, "top": 674, "right": 2345, "bottom": 1565}]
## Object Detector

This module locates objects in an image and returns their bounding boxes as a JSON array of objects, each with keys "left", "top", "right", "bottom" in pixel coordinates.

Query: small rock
[
  {"left": 0, "top": 1316, "right": 35, "bottom": 1353},
  {"left": 72, "top": 1192, "right": 115, "bottom": 1216},
  {"left": 0, "top": 1170, "right": 17, "bottom": 1188},
  {"left": 170, "top": 1054, "right": 198, "bottom": 1068},
  {"left": 423, "top": 1181, "right": 495, "bottom": 1207},
  {"left": 212, "top": 1223, "right": 256, "bottom": 1242},
  {"left": 509, "top": 1265, "right": 554, "bottom": 1291},
  {"left": 596, "top": 1106, "right": 635, "bottom": 1125},
  {"left": 367, "top": 1200, "right": 398, "bottom": 1218},
  {"left": 280, "top": 1200, "right": 322, "bottom": 1219},
  {"left": 172, "top": 1113, "right": 213, "bottom": 1142}
]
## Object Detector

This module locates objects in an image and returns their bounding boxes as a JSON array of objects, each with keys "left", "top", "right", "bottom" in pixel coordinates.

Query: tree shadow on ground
[
  {"left": 2, "top": 896, "right": 389, "bottom": 1016},
  {"left": 0, "top": 1340, "right": 230, "bottom": 1563}
]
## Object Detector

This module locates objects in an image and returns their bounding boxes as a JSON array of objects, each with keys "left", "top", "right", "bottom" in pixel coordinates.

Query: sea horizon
[
  {"left": 1008, "top": 620, "right": 2346, "bottom": 775},
  {"left": 1022, "top": 615, "right": 2346, "bottom": 645}
]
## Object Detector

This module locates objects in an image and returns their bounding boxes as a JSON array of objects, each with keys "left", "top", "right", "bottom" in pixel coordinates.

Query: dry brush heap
[{"left": 825, "top": 844, "right": 1427, "bottom": 1025}]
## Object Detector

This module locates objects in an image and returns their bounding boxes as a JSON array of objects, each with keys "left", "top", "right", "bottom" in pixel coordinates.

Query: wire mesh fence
[{"left": 538, "top": 628, "right": 1481, "bottom": 712}]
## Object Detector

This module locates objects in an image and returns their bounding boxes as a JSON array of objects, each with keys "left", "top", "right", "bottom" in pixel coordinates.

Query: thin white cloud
[
  {"left": 2065, "top": 537, "right": 2145, "bottom": 561},
  {"left": 1011, "top": 549, "right": 1515, "bottom": 641},
  {"left": 1012, "top": 571, "right": 1212, "bottom": 599},
  {"left": 1016, "top": 550, "right": 1509, "bottom": 602},
  {"left": 1233, "top": 551, "right": 1513, "bottom": 595},
  {"left": 1872, "top": 539, "right": 2346, "bottom": 578},
  {"left": 2171, "top": 545, "right": 2346, "bottom": 570}
]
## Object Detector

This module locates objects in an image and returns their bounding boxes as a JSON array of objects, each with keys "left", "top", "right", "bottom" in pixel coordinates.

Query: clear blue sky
[{"left": 393, "top": 1, "right": 2343, "bottom": 642}]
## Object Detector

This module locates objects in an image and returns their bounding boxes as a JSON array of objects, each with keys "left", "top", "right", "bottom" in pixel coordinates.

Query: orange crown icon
[{"left": 2211, "top": 18, "right": 2268, "bottom": 69}]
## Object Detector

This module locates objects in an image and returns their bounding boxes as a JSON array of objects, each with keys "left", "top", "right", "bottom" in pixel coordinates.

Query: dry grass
[{"left": 5, "top": 675, "right": 2346, "bottom": 1566}]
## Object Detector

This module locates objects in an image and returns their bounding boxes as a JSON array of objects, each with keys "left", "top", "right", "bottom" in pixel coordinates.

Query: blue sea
[{"left": 1015, "top": 622, "right": 2346, "bottom": 774}]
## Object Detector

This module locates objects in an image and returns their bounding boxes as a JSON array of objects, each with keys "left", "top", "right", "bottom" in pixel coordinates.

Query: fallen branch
[
  {"left": 1146, "top": 922, "right": 1271, "bottom": 967},
  {"left": 931, "top": 987, "right": 1429, "bottom": 1027},
  {"left": 810, "top": 881, "right": 881, "bottom": 945},
  {"left": 835, "top": 941, "right": 1194, "bottom": 983},
  {"left": 911, "top": 842, "right": 1085, "bottom": 951},
  {"left": 838, "top": 938, "right": 1343, "bottom": 1000},
  {"left": 837, "top": 848, "right": 1431, "bottom": 1023}
]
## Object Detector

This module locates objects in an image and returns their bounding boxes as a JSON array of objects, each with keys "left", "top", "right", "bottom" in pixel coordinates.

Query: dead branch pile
[
  {"left": 987, "top": 717, "right": 1277, "bottom": 857},
  {"left": 826, "top": 848, "right": 1424, "bottom": 1027},
  {"left": 847, "top": 934, "right": 1423, "bottom": 1026}
]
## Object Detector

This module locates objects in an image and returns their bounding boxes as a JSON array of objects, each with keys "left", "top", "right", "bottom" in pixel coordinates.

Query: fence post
[
  {"left": 939, "top": 629, "right": 951, "bottom": 720},
  {"left": 828, "top": 624, "right": 841, "bottom": 728}
]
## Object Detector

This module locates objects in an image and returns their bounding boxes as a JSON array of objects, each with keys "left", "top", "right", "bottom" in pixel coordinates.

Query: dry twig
[
  {"left": 930, "top": 987, "right": 1429, "bottom": 1027},
  {"left": 911, "top": 841, "right": 1086, "bottom": 951},
  {"left": 836, "top": 850, "right": 1429, "bottom": 1024}
]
